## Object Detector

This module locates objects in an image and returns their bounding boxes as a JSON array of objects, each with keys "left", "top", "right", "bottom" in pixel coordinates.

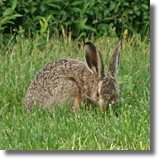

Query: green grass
[{"left": 0, "top": 34, "right": 150, "bottom": 150}]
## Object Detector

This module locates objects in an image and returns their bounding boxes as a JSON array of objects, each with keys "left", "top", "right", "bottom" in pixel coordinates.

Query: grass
[{"left": 0, "top": 33, "right": 150, "bottom": 150}]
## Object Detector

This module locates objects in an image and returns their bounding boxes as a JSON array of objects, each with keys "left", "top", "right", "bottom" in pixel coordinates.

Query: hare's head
[{"left": 84, "top": 41, "right": 122, "bottom": 112}]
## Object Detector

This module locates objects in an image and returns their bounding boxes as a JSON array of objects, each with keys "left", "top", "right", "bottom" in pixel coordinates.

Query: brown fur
[{"left": 25, "top": 41, "right": 122, "bottom": 112}]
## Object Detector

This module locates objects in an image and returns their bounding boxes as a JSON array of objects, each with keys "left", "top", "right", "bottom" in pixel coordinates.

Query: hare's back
[
  {"left": 25, "top": 59, "right": 92, "bottom": 109},
  {"left": 36, "top": 58, "right": 88, "bottom": 79},
  {"left": 28, "top": 59, "right": 89, "bottom": 91}
]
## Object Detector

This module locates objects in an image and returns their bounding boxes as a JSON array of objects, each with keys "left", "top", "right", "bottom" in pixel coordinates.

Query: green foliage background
[{"left": 0, "top": 0, "right": 150, "bottom": 43}]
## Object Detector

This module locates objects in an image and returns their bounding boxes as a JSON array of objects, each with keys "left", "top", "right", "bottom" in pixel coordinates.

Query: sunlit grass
[{"left": 0, "top": 34, "right": 150, "bottom": 150}]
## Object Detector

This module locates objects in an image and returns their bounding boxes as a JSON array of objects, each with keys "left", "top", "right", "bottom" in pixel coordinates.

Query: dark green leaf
[
  {"left": 110, "top": 1, "right": 116, "bottom": 11},
  {"left": 77, "top": 24, "right": 96, "bottom": 32},
  {"left": 11, "top": 14, "right": 23, "bottom": 18},
  {"left": 141, "top": 4, "right": 149, "bottom": 10},
  {"left": 134, "top": 6, "right": 138, "bottom": 12},
  {"left": 103, "top": 17, "right": 114, "bottom": 21},
  {"left": 24, "top": 9, "right": 29, "bottom": 13},
  {"left": 11, "top": 0, "right": 17, "bottom": 11},
  {"left": 40, "top": 4, "right": 46, "bottom": 12},
  {"left": 81, "top": 18, "right": 88, "bottom": 25},
  {"left": 71, "top": 1, "right": 84, "bottom": 6},
  {"left": 89, "top": 0, "right": 96, "bottom": 7},
  {"left": 3, "top": 8, "right": 13, "bottom": 16},
  {"left": 71, "top": 7, "right": 82, "bottom": 13},
  {"left": 31, "top": 7, "right": 37, "bottom": 13},
  {"left": 47, "top": 4, "right": 61, "bottom": 9},
  {"left": 92, "top": 19, "right": 99, "bottom": 24},
  {"left": 136, "top": 11, "right": 141, "bottom": 16},
  {"left": 123, "top": 2, "right": 129, "bottom": 6}
]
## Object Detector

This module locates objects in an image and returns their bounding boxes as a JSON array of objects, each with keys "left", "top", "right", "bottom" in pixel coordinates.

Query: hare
[{"left": 25, "top": 41, "right": 122, "bottom": 112}]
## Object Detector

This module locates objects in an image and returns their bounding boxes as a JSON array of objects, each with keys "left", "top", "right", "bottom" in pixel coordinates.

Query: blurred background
[{"left": 0, "top": 0, "right": 150, "bottom": 46}]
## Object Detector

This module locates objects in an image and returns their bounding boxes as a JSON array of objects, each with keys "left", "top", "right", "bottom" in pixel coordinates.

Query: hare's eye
[{"left": 97, "top": 92, "right": 100, "bottom": 97}]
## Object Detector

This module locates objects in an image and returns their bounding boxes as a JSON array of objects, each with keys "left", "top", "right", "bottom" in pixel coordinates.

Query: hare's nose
[{"left": 111, "top": 92, "right": 118, "bottom": 101}]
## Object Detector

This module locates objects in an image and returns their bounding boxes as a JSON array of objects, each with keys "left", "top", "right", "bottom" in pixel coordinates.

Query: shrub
[{"left": 0, "top": 0, "right": 150, "bottom": 42}]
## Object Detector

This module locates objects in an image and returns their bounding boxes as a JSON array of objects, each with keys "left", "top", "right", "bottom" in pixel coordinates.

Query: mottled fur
[{"left": 25, "top": 41, "right": 122, "bottom": 112}]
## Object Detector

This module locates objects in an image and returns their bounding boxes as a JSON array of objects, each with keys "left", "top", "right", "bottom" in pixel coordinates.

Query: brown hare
[{"left": 25, "top": 41, "right": 122, "bottom": 112}]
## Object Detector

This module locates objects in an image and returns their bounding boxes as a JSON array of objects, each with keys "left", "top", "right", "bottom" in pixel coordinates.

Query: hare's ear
[
  {"left": 84, "top": 42, "right": 105, "bottom": 80},
  {"left": 108, "top": 41, "right": 122, "bottom": 80}
]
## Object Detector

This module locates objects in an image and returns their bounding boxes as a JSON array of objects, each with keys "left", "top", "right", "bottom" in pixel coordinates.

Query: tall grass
[{"left": 0, "top": 34, "right": 150, "bottom": 150}]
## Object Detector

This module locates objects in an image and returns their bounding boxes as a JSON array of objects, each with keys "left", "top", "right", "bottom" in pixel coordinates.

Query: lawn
[{"left": 0, "top": 34, "right": 150, "bottom": 150}]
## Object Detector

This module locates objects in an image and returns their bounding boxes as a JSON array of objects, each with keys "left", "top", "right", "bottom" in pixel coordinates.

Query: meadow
[{"left": 0, "top": 34, "right": 150, "bottom": 150}]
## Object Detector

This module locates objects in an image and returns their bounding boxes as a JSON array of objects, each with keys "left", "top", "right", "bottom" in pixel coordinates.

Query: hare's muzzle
[
  {"left": 110, "top": 91, "right": 118, "bottom": 102},
  {"left": 98, "top": 91, "right": 118, "bottom": 112}
]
